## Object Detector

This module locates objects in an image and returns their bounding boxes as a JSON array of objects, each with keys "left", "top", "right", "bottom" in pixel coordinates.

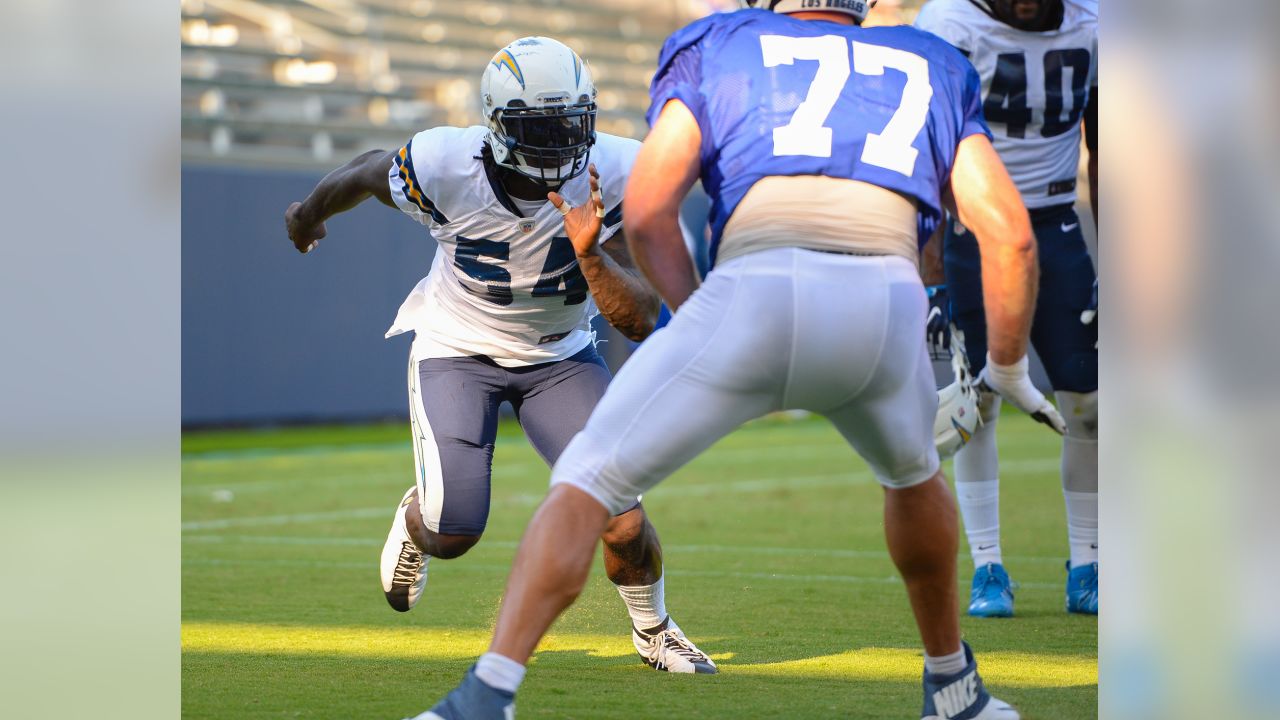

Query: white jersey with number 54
[
  {"left": 915, "top": 0, "right": 1097, "bottom": 209},
  {"left": 383, "top": 126, "right": 637, "bottom": 367}
]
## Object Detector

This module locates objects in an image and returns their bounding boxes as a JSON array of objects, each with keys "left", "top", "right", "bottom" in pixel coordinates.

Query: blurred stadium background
[
  {"left": 180, "top": 0, "right": 1085, "bottom": 427},
  {"left": 181, "top": 0, "right": 923, "bottom": 167}
]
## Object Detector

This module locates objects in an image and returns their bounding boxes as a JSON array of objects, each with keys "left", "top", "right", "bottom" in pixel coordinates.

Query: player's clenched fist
[
  {"left": 548, "top": 163, "right": 607, "bottom": 258},
  {"left": 285, "top": 201, "right": 327, "bottom": 254}
]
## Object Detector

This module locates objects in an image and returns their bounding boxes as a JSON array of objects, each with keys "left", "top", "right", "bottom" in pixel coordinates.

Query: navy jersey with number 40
[{"left": 649, "top": 9, "right": 991, "bottom": 264}]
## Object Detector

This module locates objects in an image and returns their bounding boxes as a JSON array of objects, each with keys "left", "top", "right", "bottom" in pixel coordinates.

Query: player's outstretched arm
[
  {"left": 624, "top": 99, "right": 703, "bottom": 311},
  {"left": 949, "top": 134, "right": 1066, "bottom": 433},
  {"left": 284, "top": 149, "right": 397, "bottom": 254},
  {"left": 549, "top": 164, "right": 660, "bottom": 341}
]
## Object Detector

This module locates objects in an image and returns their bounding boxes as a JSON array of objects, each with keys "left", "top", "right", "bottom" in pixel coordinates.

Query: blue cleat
[
  {"left": 1065, "top": 561, "right": 1098, "bottom": 615},
  {"left": 968, "top": 563, "right": 1014, "bottom": 618},
  {"left": 406, "top": 666, "right": 514, "bottom": 720},
  {"left": 921, "top": 642, "right": 1020, "bottom": 719}
]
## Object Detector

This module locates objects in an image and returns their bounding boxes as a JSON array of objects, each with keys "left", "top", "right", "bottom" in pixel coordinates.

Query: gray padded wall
[
  {"left": 182, "top": 164, "right": 1082, "bottom": 425},
  {"left": 182, "top": 164, "right": 432, "bottom": 426}
]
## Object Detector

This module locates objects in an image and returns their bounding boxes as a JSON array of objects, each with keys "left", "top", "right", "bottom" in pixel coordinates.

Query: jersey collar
[{"left": 477, "top": 144, "right": 528, "bottom": 218}]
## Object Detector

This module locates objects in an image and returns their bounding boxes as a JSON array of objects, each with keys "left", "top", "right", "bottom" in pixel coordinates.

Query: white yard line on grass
[
  {"left": 184, "top": 453, "right": 1060, "bottom": 496},
  {"left": 183, "top": 533, "right": 1070, "bottom": 565},
  {"left": 183, "top": 457, "right": 1061, "bottom": 529},
  {"left": 181, "top": 472, "right": 865, "bottom": 529},
  {"left": 181, "top": 442, "right": 859, "bottom": 493},
  {"left": 181, "top": 556, "right": 1065, "bottom": 590},
  {"left": 181, "top": 507, "right": 391, "bottom": 531}
]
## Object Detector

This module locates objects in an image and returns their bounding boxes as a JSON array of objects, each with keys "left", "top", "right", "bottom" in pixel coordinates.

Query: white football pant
[{"left": 550, "top": 247, "right": 941, "bottom": 513}]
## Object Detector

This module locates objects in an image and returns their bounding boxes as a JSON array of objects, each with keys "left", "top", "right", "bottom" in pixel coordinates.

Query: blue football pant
[{"left": 944, "top": 203, "right": 1098, "bottom": 393}]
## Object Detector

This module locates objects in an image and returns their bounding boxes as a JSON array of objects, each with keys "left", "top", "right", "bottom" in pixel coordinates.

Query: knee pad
[{"left": 1055, "top": 390, "right": 1098, "bottom": 441}]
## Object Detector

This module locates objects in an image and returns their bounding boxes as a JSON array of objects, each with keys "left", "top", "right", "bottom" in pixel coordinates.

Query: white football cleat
[
  {"left": 380, "top": 486, "right": 428, "bottom": 612},
  {"left": 633, "top": 617, "right": 717, "bottom": 674}
]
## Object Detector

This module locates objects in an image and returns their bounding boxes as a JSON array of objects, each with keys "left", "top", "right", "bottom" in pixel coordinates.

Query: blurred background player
[
  {"left": 415, "top": 1, "right": 1067, "bottom": 718},
  {"left": 284, "top": 36, "right": 716, "bottom": 675},
  {"left": 915, "top": 0, "right": 1099, "bottom": 618}
]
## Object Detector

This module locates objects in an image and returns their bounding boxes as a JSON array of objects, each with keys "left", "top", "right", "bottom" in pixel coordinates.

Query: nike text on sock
[
  {"left": 925, "top": 646, "right": 967, "bottom": 677},
  {"left": 955, "top": 479, "right": 1002, "bottom": 566},
  {"left": 617, "top": 576, "right": 666, "bottom": 631},
  {"left": 475, "top": 652, "right": 526, "bottom": 694},
  {"left": 1063, "top": 489, "right": 1098, "bottom": 567}
]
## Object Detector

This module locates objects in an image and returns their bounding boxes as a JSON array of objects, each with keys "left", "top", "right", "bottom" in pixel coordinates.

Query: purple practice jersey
[{"left": 648, "top": 9, "right": 991, "bottom": 265}]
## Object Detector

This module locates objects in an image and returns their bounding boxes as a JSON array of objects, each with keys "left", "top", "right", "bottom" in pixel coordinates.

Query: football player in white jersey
[
  {"left": 283, "top": 37, "right": 717, "bottom": 674},
  {"left": 915, "top": 0, "right": 1099, "bottom": 617}
]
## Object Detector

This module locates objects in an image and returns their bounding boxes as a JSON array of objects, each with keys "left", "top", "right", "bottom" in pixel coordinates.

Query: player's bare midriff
[{"left": 718, "top": 176, "right": 919, "bottom": 265}]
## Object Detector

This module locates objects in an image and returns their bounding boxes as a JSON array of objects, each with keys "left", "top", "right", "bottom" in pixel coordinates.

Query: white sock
[
  {"left": 954, "top": 409, "right": 1002, "bottom": 568},
  {"left": 616, "top": 576, "right": 666, "bottom": 631},
  {"left": 925, "top": 646, "right": 967, "bottom": 676},
  {"left": 474, "top": 652, "right": 525, "bottom": 694},
  {"left": 1064, "top": 489, "right": 1098, "bottom": 567},
  {"left": 956, "top": 479, "right": 1002, "bottom": 567}
]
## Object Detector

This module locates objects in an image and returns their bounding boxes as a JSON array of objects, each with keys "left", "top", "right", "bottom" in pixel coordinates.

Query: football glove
[
  {"left": 977, "top": 354, "right": 1067, "bottom": 435},
  {"left": 925, "top": 285, "right": 950, "bottom": 361}
]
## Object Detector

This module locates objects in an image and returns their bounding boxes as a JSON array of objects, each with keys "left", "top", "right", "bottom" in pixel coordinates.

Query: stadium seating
[{"left": 180, "top": 0, "right": 723, "bottom": 167}]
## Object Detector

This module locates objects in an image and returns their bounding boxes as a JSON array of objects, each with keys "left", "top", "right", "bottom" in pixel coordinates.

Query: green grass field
[{"left": 182, "top": 412, "right": 1096, "bottom": 719}]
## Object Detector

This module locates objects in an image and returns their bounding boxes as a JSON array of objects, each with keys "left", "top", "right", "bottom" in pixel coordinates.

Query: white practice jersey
[
  {"left": 916, "top": 0, "right": 1097, "bottom": 209},
  {"left": 385, "top": 126, "right": 638, "bottom": 367}
]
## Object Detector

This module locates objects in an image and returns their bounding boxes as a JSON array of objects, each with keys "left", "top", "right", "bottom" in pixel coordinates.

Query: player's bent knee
[
  {"left": 549, "top": 443, "right": 642, "bottom": 517},
  {"left": 877, "top": 458, "right": 943, "bottom": 491},
  {"left": 881, "top": 467, "right": 947, "bottom": 495},
  {"left": 427, "top": 532, "right": 482, "bottom": 559},
  {"left": 601, "top": 507, "right": 645, "bottom": 545},
  {"left": 407, "top": 505, "right": 482, "bottom": 559},
  {"left": 1056, "top": 390, "right": 1098, "bottom": 441}
]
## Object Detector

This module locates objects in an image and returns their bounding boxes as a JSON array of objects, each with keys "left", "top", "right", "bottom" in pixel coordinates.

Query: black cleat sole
[{"left": 385, "top": 589, "right": 412, "bottom": 613}]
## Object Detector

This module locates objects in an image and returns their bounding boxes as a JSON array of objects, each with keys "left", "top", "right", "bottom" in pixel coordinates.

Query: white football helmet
[
  {"left": 739, "top": 0, "right": 877, "bottom": 25},
  {"left": 934, "top": 326, "right": 983, "bottom": 459},
  {"left": 479, "top": 37, "right": 597, "bottom": 188}
]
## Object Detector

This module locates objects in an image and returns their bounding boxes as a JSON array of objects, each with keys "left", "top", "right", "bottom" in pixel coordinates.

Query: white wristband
[{"left": 984, "top": 354, "right": 1029, "bottom": 385}]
